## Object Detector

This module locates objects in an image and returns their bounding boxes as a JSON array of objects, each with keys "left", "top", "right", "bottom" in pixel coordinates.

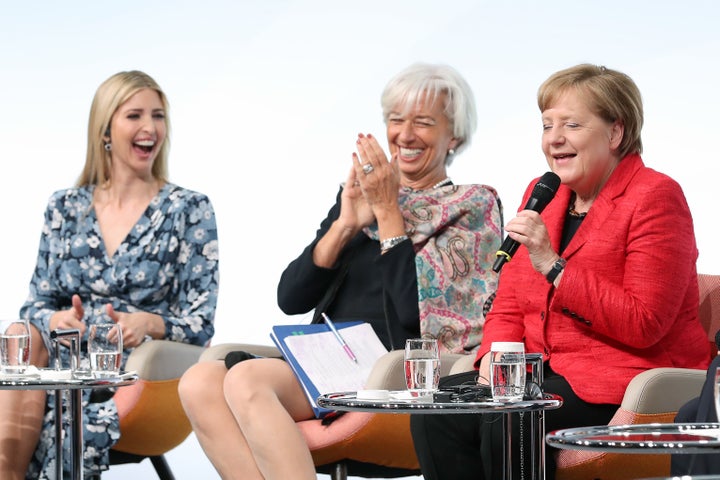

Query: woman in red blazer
[{"left": 411, "top": 63, "right": 711, "bottom": 480}]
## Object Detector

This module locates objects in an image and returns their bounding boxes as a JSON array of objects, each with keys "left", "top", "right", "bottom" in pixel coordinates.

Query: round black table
[
  {"left": 318, "top": 390, "right": 563, "bottom": 480},
  {"left": 546, "top": 423, "right": 720, "bottom": 454},
  {"left": 0, "top": 369, "right": 138, "bottom": 480}
]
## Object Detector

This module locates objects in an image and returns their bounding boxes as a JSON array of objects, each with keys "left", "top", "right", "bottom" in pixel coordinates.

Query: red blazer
[{"left": 477, "top": 154, "right": 710, "bottom": 404}]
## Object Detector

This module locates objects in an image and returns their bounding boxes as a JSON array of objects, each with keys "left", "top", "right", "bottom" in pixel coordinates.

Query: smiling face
[
  {"left": 541, "top": 89, "right": 624, "bottom": 203},
  {"left": 106, "top": 88, "right": 167, "bottom": 180},
  {"left": 386, "top": 92, "right": 457, "bottom": 189}
]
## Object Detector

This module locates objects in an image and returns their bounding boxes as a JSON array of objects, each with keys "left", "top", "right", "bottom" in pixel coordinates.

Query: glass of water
[
  {"left": 0, "top": 319, "right": 31, "bottom": 374},
  {"left": 404, "top": 338, "right": 440, "bottom": 396},
  {"left": 490, "top": 341, "right": 526, "bottom": 402},
  {"left": 88, "top": 323, "right": 122, "bottom": 377}
]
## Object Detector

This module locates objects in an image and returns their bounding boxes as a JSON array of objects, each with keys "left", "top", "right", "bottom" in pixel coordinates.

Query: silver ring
[{"left": 362, "top": 163, "right": 374, "bottom": 175}]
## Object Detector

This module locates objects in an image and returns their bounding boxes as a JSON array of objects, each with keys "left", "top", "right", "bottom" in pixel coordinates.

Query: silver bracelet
[{"left": 380, "top": 235, "right": 409, "bottom": 253}]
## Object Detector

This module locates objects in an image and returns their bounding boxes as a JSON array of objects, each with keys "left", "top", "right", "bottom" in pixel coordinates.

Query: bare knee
[
  {"left": 223, "top": 361, "right": 260, "bottom": 403},
  {"left": 222, "top": 359, "right": 291, "bottom": 409},
  {"left": 179, "top": 360, "right": 226, "bottom": 413}
]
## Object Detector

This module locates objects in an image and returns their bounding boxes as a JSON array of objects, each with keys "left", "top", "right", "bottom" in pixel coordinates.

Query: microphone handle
[
  {"left": 492, "top": 189, "right": 555, "bottom": 273},
  {"left": 493, "top": 236, "right": 520, "bottom": 272}
]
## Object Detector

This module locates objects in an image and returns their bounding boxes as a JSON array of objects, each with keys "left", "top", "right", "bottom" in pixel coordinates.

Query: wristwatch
[
  {"left": 546, "top": 257, "right": 567, "bottom": 284},
  {"left": 380, "top": 235, "right": 408, "bottom": 253}
]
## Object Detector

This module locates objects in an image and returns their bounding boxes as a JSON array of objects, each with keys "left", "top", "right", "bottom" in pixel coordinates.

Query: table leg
[
  {"left": 529, "top": 409, "right": 546, "bottom": 480},
  {"left": 71, "top": 389, "right": 83, "bottom": 480},
  {"left": 55, "top": 389, "right": 64, "bottom": 480},
  {"left": 527, "top": 353, "right": 546, "bottom": 480},
  {"left": 506, "top": 409, "right": 547, "bottom": 480},
  {"left": 504, "top": 413, "right": 513, "bottom": 480}
]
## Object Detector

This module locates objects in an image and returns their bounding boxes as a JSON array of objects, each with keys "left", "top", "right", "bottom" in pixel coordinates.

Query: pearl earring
[{"left": 448, "top": 148, "right": 455, "bottom": 156}]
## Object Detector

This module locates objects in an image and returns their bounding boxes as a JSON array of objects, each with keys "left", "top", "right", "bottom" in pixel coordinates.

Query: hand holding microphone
[{"left": 492, "top": 172, "right": 561, "bottom": 273}]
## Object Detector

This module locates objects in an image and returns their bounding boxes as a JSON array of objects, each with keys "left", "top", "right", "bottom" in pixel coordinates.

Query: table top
[
  {"left": 317, "top": 390, "right": 563, "bottom": 414},
  {"left": 546, "top": 422, "right": 720, "bottom": 454},
  {"left": 640, "top": 476, "right": 720, "bottom": 480},
  {"left": 0, "top": 369, "right": 138, "bottom": 390}
]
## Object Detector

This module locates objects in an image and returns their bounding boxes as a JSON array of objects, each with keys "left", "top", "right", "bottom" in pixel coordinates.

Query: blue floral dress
[{"left": 20, "top": 183, "right": 219, "bottom": 479}]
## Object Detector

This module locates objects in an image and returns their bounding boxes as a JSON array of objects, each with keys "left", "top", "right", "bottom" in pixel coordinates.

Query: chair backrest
[{"left": 698, "top": 273, "right": 720, "bottom": 356}]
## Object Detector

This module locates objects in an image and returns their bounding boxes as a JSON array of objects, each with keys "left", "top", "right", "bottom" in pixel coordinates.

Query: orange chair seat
[
  {"left": 112, "top": 378, "right": 192, "bottom": 456},
  {"left": 298, "top": 411, "right": 419, "bottom": 470}
]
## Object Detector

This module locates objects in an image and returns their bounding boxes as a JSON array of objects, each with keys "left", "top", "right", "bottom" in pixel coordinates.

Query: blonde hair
[
  {"left": 537, "top": 64, "right": 643, "bottom": 158},
  {"left": 77, "top": 70, "right": 170, "bottom": 186}
]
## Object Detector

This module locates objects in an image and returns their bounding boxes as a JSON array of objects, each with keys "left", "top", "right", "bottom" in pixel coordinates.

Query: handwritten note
[{"left": 283, "top": 323, "right": 388, "bottom": 394}]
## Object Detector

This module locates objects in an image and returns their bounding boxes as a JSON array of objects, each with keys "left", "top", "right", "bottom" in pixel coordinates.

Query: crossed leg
[{"left": 179, "top": 357, "right": 317, "bottom": 480}]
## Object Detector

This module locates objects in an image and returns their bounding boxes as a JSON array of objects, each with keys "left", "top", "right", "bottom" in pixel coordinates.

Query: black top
[
  {"left": 560, "top": 211, "right": 585, "bottom": 254},
  {"left": 277, "top": 188, "right": 420, "bottom": 350}
]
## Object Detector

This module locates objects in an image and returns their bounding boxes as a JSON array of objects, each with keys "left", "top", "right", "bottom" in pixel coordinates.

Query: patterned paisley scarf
[{"left": 364, "top": 184, "right": 502, "bottom": 354}]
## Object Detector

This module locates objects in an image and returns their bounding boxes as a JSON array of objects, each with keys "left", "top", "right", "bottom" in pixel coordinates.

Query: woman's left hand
[
  {"left": 105, "top": 304, "right": 163, "bottom": 348},
  {"left": 353, "top": 133, "right": 401, "bottom": 216},
  {"left": 504, "top": 210, "right": 558, "bottom": 275}
]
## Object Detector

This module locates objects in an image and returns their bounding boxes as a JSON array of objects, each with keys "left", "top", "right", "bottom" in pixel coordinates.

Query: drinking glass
[
  {"left": 714, "top": 367, "right": 720, "bottom": 422},
  {"left": 490, "top": 341, "right": 526, "bottom": 402},
  {"left": 0, "top": 319, "right": 31, "bottom": 374},
  {"left": 88, "top": 323, "right": 122, "bottom": 377},
  {"left": 404, "top": 338, "right": 440, "bottom": 396}
]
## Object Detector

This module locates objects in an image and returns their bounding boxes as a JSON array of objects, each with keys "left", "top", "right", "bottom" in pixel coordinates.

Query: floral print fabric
[{"left": 20, "top": 183, "right": 219, "bottom": 478}]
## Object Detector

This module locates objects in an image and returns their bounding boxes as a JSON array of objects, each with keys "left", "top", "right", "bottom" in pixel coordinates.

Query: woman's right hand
[
  {"left": 504, "top": 210, "right": 558, "bottom": 275},
  {"left": 338, "top": 164, "right": 375, "bottom": 231},
  {"left": 49, "top": 294, "right": 87, "bottom": 336},
  {"left": 313, "top": 165, "right": 374, "bottom": 268}
]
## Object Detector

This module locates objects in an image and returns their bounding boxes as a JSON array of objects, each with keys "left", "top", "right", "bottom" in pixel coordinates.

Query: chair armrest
[
  {"left": 125, "top": 340, "right": 205, "bottom": 381},
  {"left": 198, "top": 344, "right": 470, "bottom": 390},
  {"left": 621, "top": 367, "right": 705, "bottom": 414},
  {"left": 199, "top": 343, "right": 281, "bottom": 363},
  {"left": 364, "top": 351, "right": 468, "bottom": 390},
  {"left": 449, "top": 354, "right": 476, "bottom": 375}
]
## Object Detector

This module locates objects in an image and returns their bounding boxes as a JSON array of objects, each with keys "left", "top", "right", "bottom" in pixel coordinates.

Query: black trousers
[
  {"left": 410, "top": 367, "right": 618, "bottom": 480},
  {"left": 671, "top": 355, "right": 720, "bottom": 475}
]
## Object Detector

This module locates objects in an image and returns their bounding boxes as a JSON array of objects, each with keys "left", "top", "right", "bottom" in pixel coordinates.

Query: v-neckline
[{"left": 91, "top": 183, "right": 168, "bottom": 260}]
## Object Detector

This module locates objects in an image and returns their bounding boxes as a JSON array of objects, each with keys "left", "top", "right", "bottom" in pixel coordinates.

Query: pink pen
[{"left": 321, "top": 313, "right": 358, "bottom": 363}]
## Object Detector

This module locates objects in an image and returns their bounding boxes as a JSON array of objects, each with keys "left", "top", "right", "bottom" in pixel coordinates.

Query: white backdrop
[{"left": 1, "top": 1, "right": 718, "bottom": 478}]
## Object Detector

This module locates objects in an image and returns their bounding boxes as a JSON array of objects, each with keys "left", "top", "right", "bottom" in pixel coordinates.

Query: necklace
[
  {"left": 432, "top": 177, "right": 452, "bottom": 189},
  {"left": 567, "top": 205, "right": 587, "bottom": 218},
  {"left": 568, "top": 195, "right": 587, "bottom": 218}
]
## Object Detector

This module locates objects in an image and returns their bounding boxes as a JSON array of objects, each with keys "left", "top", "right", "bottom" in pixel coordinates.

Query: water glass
[
  {"left": 88, "top": 323, "right": 122, "bottom": 377},
  {"left": 0, "top": 319, "right": 31, "bottom": 374},
  {"left": 490, "top": 341, "right": 526, "bottom": 402},
  {"left": 404, "top": 338, "right": 440, "bottom": 395}
]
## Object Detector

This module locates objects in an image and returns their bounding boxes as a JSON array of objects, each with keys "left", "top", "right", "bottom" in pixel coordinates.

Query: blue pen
[{"left": 321, "top": 312, "right": 358, "bottom": 363}]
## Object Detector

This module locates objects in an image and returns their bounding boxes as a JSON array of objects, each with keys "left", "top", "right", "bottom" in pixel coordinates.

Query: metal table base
[
  {"left": 0, "top": 370, "right": 137, "bottom": 479},
  {"left": 318, "top": 391, "right": 562, "bottom": 480}
]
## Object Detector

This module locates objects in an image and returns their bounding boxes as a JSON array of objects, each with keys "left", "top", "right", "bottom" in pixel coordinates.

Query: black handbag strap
[
  {"left": 311, "top": 250, "right": 355, "bottom": 324},
  {"left": 310, "top": 247, "right": 396, "bottom": 350}
]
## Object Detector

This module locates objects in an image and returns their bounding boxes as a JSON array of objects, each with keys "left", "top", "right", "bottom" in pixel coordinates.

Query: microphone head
[
  {"left": 532, "top": 171, "right": 561, "bottom": 203},
  {"left": 523, "top": 171, "right": 561, "bottom": 213}
]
